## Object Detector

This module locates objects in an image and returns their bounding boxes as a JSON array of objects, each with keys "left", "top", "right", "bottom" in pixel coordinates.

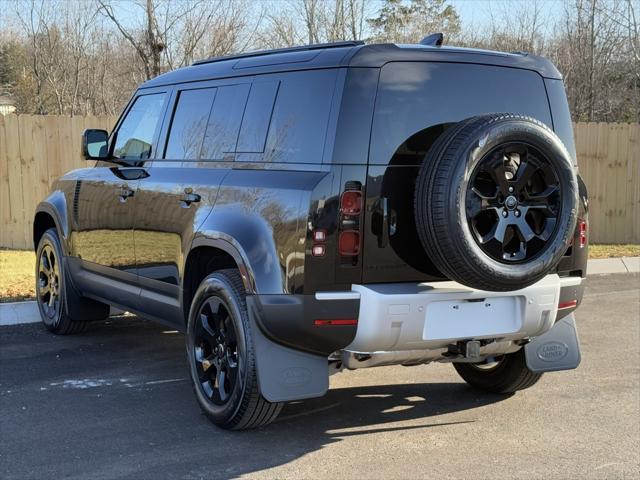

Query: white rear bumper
[{"left": 318, "top": 275, "right": 582, "bottom": 353}]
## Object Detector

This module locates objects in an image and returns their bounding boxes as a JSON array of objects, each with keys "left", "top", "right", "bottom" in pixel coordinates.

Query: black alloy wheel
[
  {"left": 186, "top": 269, "right": 282, "bottom": 429},
  {"left": 35, "top": 228, "right": 94, "bottom": 334},
  {"left": 414, "top": 113, "right": 578, "bottom": 291},
  {"left": 37, "top": 243, "right": 62, "bottom": 322},
  {"left": 193, "top": 297, "right": 240, "bottom": 405},
  {"left": 466, "top": 143, "right": 562, "bottom": 263}
]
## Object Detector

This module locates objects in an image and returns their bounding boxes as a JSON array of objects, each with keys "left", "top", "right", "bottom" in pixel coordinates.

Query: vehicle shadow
[
  {"left": 206, "top": 382, "right": 509, "bottom": 479},
  {"left": 3, "top": 318, "right": 512, "bottom": 479}
]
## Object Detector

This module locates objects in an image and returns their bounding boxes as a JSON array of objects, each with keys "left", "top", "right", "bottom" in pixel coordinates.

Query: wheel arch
[
  {"left": 182, "top": 235, "right": 257, "bottom": 323},
  {"left": 34, "top": 193, "right": 69, "bottom": 252}
]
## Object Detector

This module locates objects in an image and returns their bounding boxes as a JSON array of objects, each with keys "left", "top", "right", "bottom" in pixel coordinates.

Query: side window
[
  {"left": 237, "top": 81, "right": 279, "bottom": 153},
  {"left": 201, "top": 84, "right": 250, "bottom": 160},
  {"left": 264, "top": 70, "right": 337, "bottom": 164},
  {"left": 164, "top": 88, "right": 217, "bottom": 160},
  {"left": 113, "top": 93, "right": 165, "bottom": 160}
]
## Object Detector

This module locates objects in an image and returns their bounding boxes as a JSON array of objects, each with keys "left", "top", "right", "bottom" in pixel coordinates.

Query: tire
[
  {"left": 186, "top": 269, "right": 283, "bottom": 430},
  {"left": 35, "top": 229, "right": 95, "bottom": 334},
  {"left": 414, "top": 113, "right": 579, "bottom": 291},
  {"left": 453, "top": 349, "right": 542, "bottom": 394}
]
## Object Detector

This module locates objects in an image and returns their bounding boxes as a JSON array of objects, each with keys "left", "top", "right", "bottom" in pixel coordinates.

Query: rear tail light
[
  {"left": 312, "top": 244, "right": 325, "bottom": 257},
  {"left": 339, "top": 230, "right": 360, "bottom": 256},
  {"left": 340, "top": 191, "right": 362, "bottom": 216},
  {"left": 578, "top": 220, "right": 587, "bottom": 248}
]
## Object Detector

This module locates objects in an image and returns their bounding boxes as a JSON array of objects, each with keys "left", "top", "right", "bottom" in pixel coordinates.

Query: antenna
[{"left": 419, "top": 33, "right": 444, "bottom": 47}]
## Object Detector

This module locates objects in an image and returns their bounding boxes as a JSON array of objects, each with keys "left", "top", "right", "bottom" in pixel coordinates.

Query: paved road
[{"left": 1, "top": 274, "right": 638, "bottom": 480}]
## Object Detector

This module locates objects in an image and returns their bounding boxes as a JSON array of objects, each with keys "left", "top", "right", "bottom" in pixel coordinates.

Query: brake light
[
  {"left": 578, "top": 220, "right": 587, "bottom": 248},
  {"left": 340, "top": 191, "right": 362, "bottom": 216},
  {"left": 339, "top": 230, "right": 360, "bottom": 256}
]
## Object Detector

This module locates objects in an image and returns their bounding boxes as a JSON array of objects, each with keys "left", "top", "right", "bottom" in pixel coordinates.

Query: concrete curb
[
  {"left": 1, "top": 257, "right": 637, "bottom": 326},
  {"left": 588, "top": 256, "right": 640, "bottom": 275},
  {"left": 0, "top": 303, "right": 123, "bottom": 327},
  {"left": 0, "top": 301, "right": 41, "bottom": 326}
]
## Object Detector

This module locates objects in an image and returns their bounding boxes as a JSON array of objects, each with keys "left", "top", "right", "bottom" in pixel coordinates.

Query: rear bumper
[
  {"left": 251, "top": 274, "right": 584, "bottom": 357},
  {"left": 344, "top": 274, "right": 583, "bottom": 352}
]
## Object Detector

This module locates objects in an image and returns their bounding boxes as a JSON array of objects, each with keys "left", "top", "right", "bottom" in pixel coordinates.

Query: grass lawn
[
  {"left": 587, "top": 244, "right": 640, "bottom": 259},
  {"left": 1, "top": 244, "right": 639, "bottom": 303},
  {"left": 0, "top": 250, "right": 36, "bottom": 303}
]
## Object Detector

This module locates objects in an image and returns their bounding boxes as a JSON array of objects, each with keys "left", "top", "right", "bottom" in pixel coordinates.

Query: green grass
[
  {"left": 1, "top": 243, "right": 639, "bottom": 303},
  {"left": 587, "top": 244, "right": 640, "bottom": 259},
  {"left": 0, "top": 249, "right": 36, "bottom": 303}
]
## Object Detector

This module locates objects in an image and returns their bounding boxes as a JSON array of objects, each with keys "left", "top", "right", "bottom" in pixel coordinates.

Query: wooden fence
[
  {"left": 0, "top": 114, "right": 117, "bottom": 249},
  {"left": 0, "top": 114, "right": 638, "bottom": 249},
  {"left": 574, "top": 122, "right": 640, "bottom": 244}
]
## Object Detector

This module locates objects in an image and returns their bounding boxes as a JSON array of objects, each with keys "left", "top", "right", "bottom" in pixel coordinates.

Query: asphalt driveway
[{"left": 1, "top": 274, "right": 638, "bottom": 479}]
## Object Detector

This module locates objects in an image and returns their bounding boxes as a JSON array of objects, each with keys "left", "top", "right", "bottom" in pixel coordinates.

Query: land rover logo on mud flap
[
  {"left": 281, "top": 367, "right": 311, "bottom": 385},
  {"left": 536, "top": 341, "right": 569, "bottom": 362}
]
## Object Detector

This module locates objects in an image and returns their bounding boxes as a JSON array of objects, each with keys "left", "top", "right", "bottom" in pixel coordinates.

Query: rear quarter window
[
  {"left": 371, "top": 62, "right": 553, "bottom": 165},
  {"left": 236, "top": 69, "right": 338, "bottom": 164}
]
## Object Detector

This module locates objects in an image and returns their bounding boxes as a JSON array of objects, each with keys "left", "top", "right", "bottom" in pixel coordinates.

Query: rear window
[
  {"left": 164, "top": 88, "right": 216, "bottom": 160},
  {"left": 370, "top": 62, "right": 553, "bottom": 165}
]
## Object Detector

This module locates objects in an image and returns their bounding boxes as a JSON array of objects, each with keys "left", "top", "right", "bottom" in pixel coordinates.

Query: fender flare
[
  {"left": 190, "top": 233, "right": 259, "bottom": 295},
  {"left": 34, "top": 191, "right": 70, "bottom": 253}
]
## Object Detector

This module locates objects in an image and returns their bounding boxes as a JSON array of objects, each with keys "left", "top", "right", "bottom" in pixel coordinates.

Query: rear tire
[
  {"left": 186, "top": 269, "right": 283, "bottom": 430},
  {"left": 453, "top": 349, "right": 542, "bottom": 394}
]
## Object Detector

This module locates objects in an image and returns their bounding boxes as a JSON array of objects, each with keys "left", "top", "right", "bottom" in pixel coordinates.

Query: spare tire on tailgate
[{"left": 414, "top": 113, "right": 578, "bottom": 291}]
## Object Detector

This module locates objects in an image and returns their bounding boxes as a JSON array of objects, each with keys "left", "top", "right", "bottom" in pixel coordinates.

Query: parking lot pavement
[{"left": 1, "top": 274, "right": 638, "bottom": 480}]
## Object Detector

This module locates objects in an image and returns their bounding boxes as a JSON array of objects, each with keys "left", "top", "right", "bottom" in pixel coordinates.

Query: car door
[
  {"left": 133, "top": 80, "right": 251, "bottom": 325},
  {"left": 71, "top": 90, "right": 169, "bottom": 309}
]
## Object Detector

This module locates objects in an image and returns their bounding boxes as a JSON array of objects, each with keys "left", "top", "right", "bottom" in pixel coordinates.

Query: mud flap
[
  {"left": 525, "top": 314, "right": 581, "bottom": 373},
  {"left": 247, "top": 298, "right": 329, "bottom": 403}
]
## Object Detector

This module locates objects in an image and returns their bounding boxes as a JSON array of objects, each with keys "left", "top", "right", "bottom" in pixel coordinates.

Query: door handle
[
  {"left": 180, "top": 188, "right": 201, "bottom": 207},
  {"left": 116, "top": 184, "right": 135, "bottom": 202}
]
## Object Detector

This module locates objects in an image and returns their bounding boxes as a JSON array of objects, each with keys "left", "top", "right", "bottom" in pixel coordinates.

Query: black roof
[{"left": 141, "top": 42, "right": 561, "bottom": 89}]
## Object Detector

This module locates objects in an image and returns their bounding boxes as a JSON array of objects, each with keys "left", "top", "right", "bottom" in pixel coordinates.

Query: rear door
[
  {"left": 363, "top": 62, "right": 554, "bottom": 283},
  {"left": 133, "top": 80, "right": 251, "bottom": 325}
]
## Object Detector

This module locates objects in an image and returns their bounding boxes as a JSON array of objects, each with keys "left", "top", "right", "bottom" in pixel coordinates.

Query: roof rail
[{"left": 192, "top": 41, "right": 364, "bottom": 66}]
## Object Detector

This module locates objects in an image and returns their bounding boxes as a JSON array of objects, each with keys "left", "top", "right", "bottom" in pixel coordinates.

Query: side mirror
[{"left": 82, "top": 129, "right": 109, "bottom": 160}]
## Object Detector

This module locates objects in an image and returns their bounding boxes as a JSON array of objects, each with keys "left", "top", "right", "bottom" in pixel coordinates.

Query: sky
[
  {"left": 451, "top": 0, "right": 566, "bottom": 28},
  {"left": 0, "top": 0, "right": 570, "bottom": 39}
]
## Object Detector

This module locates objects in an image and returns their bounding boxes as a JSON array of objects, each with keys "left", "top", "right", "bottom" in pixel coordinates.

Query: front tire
[
  {"left": 453, "top": 349, "right": 542, "bottom": 394},
  {"left": 35, "top": 229, "right": 91, "bottom": 334},
  {"left": 186, "top": 269, "right": 283, "bottom": 430}
]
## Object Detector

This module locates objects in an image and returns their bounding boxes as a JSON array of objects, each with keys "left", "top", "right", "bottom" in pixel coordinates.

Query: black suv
[{"left": 34, "top": 40, "right": 588, "bottom": 430}]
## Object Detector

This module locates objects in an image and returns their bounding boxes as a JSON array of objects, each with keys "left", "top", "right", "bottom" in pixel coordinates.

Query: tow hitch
[{"left": 445, "top": 339, "right": 482, "bottom": 362}]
